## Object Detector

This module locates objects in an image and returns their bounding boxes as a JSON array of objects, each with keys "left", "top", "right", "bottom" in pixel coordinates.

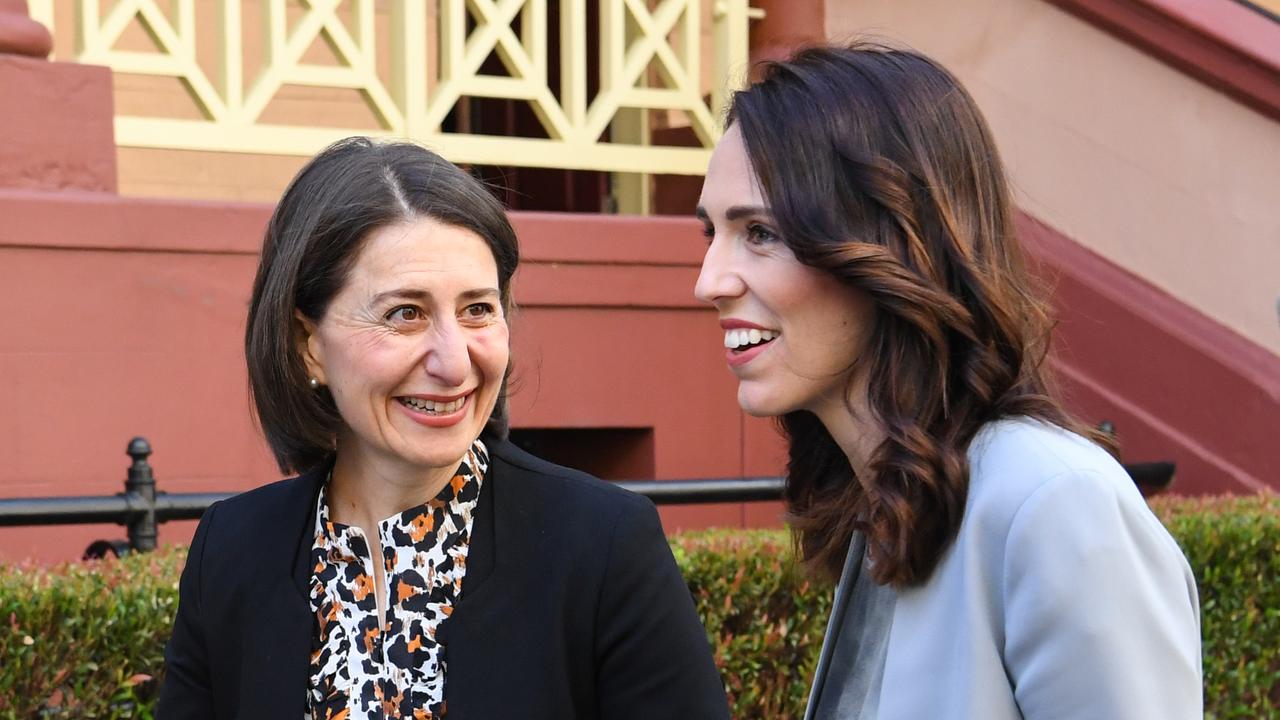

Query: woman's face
[
  {"left": 298, "top": 217, "right": 509, "bottom": 474},
  {"left": 694, "top": 125, "right": 873, "bottom": 420}
]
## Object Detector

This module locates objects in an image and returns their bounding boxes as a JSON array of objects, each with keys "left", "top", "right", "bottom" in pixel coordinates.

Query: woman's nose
[
  {"left": 694, "top": 238, "right": 743, "bottom": 305},
  {"left": 423, "top": 321, "right": 470, "bottom": 387}
]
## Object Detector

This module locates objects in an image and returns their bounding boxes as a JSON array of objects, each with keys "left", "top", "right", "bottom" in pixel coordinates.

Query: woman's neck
[
  {"left": 324, "top": 435, "right": 466, "bottom": 630},
  {"left": 326, "top": 438, "right": 461, "bottom": 533},
  {"left": 812, "top": 385, "right": 885, "bottom": 481}
]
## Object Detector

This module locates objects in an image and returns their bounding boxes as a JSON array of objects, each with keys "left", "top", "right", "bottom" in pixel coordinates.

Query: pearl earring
[{"left": 309, "top": 377, "right": 320, "bottom": 389}]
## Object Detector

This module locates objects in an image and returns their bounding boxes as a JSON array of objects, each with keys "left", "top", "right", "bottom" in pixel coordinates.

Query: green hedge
[
  {"left": 672, "top": 531, "right": 831, "bottom": 717},
  {"left": 0, "top": 551, "right": 181, "bottom": 718},
  {"left": 1149, "top": 495, "right": 1280, "bottom": 719},
  {"left": 0, "top": 495, "right": 1275, "bottom": 719}
]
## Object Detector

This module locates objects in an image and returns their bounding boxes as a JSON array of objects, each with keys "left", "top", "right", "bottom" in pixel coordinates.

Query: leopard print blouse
[{"left": 304, "top": 440, "right": 488, "bottom": 720}]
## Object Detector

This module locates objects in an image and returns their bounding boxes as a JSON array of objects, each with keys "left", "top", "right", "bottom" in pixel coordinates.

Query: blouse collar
[{"left": 314, "top": 438, "right": 490, "bottom": 546}]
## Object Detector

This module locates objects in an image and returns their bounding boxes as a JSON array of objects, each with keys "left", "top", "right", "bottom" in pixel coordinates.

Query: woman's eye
[
  {"left": 387, "top": 306, "right": 422, "bottom": 323},
  {"left": 746, "top": 223, "right": 778, "bottom": 245},
  {"left": 463, "top": 303, "right": 496, "bottom": 320},
  {"left": 700, "top": 224, "right": 715, "bottom": 240}
]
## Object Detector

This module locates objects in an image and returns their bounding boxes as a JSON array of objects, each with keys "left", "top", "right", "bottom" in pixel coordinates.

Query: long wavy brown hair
[{"left": 730, "top": 42, "right": 1112, "bottom": 587}]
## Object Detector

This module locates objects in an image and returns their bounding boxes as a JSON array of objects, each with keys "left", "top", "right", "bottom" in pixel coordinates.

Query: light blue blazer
[{"left": 805, "top": 418, "right": 1202, "bottom": 719}]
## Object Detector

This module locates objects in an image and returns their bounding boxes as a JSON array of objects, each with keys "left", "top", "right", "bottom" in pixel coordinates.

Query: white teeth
[
  {"left": 400, "top": 396, "right": 465, "bottom": 414},
  {"left": 723, "top": 328, "right": 779, "bottom": 350}
]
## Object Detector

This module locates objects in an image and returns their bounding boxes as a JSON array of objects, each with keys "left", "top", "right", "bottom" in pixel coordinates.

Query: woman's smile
[
  {"left": 721, "top": 320, "right": 782, "bottom": 368},
  {"left": 395, "top": 391, "right": 472, "bottom": 427}
]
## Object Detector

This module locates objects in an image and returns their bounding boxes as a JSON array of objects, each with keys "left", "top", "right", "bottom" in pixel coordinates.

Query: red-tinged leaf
[
  {"left": 46, "top": 689, "right": 63, "bottom": 708},
  {"left": 124, "top": 673, "right": 152, "bottom": 687}
]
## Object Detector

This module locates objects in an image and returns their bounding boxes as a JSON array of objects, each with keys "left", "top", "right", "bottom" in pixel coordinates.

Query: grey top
[
  {"left": 808, "top": 533, "right": 897, "bottom": 720},
  {"left": 801, "top": 418, "right": 1201, "bottom": 720}
]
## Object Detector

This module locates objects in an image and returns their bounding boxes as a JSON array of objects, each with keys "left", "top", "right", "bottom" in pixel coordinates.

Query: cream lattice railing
[{"left": 27, "top": 0, "right": 759, "bottom": 207}]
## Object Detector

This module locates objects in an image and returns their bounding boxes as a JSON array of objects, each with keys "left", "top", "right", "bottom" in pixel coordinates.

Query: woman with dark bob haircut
[
  {"left": 158, "top": 137, "right": 729, "bottom": 719},
  {"left": 695, "top": 43, "right": 1202, "bottom": 719}
]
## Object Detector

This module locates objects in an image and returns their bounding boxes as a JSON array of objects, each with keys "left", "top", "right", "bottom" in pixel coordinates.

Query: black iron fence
[{"left": 0, "top": 433, "right": 1174, "bottom": 559}]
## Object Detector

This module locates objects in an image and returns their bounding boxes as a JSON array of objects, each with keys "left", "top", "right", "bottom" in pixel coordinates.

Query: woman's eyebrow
[
  {"left": 695, "top": 205, "right": 772, "bottom": 222},
  {"left": 370, "top": 288, "right": 430, "bottom": 305},
  {"left": 724, "top": 205, "right": 772, "bottom": 221},
  {"left": 371, "top": 287, "right": 499, "bottom": 305},
  {"left": 458, "top": 287, "right": 500, "bottom": 302}
]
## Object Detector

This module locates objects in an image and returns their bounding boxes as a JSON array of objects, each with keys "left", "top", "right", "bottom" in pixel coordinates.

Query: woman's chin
[
  {"left": 394, "top": 444, "right": 474, "bottom": 474},
  {"left": 371, "top": 418, "right": 482, "bottom": 472},
  {"left": 736, "top": 389, "right": 792, "bottom": 418}
]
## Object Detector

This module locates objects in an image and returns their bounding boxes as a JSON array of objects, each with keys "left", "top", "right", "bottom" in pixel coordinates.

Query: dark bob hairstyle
[
  {"left": 245, "top": 137, "right": 519, "bottom": 475},
  {"left": 729, "top": 43, "right": 1109, "bottom": 587}
]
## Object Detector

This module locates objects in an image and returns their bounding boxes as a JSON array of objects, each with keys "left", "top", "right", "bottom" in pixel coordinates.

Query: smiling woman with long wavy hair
[{"left": 695, "top": 42, "right": 1202, "bottom": 719}]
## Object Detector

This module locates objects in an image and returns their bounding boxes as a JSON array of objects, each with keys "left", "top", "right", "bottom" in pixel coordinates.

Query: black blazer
[{"left": 158, "top": 439, "right": 730, "bottom": 719}]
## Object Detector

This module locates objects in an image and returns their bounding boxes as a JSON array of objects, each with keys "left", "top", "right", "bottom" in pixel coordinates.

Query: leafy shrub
[
  {"left": 0, "top": 495, "right": 1275, "bottom": 718},
  {"left": 0, "top": 550, "right": 183, "bottom": 718},
  {"left": 673, "top": 530, "right": 831, "bottom": 718},
  {"left": 1150, "top": 494, "right": 1280, "bottom": 719}
]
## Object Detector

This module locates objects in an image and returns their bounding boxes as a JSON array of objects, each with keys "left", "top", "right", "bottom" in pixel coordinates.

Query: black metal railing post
[{"left": 124, "top": 437, "right": 157, "bottom": 552}]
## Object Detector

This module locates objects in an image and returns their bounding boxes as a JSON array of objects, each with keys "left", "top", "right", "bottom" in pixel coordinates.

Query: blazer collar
[
  {"left": 289, "top": 461, "right": 330, "bottom": 599},
  {"left": 804, "top": 532, "right": 868, "bottom": 720},
  {"left": 460, "top": 449, "right": 499, "bottom": 597}
]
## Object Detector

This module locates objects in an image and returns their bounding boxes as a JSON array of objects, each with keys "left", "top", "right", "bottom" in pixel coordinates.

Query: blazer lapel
[
  {"left": 804, "top": 532, "right": 868, "bottom": 720},
  {"left": 247, "top": 573, "right": 313, "bottom": 718},
  {"left": 291, "top": 464, "right": 328, "bottom": 599},
  {"left": 458, "top": 455, "right": 498, "bottom": 599},
  {"left": 236, "top": 465, "right": 326, "bottom": 718},
  {"left": 440, "top": 445, "right": 508, "bottom": 719}
]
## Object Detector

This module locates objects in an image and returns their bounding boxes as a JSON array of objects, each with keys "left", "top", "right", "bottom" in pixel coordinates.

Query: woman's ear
[{"left": 293, "top": 309, "right": 326, "bottom": 386}]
